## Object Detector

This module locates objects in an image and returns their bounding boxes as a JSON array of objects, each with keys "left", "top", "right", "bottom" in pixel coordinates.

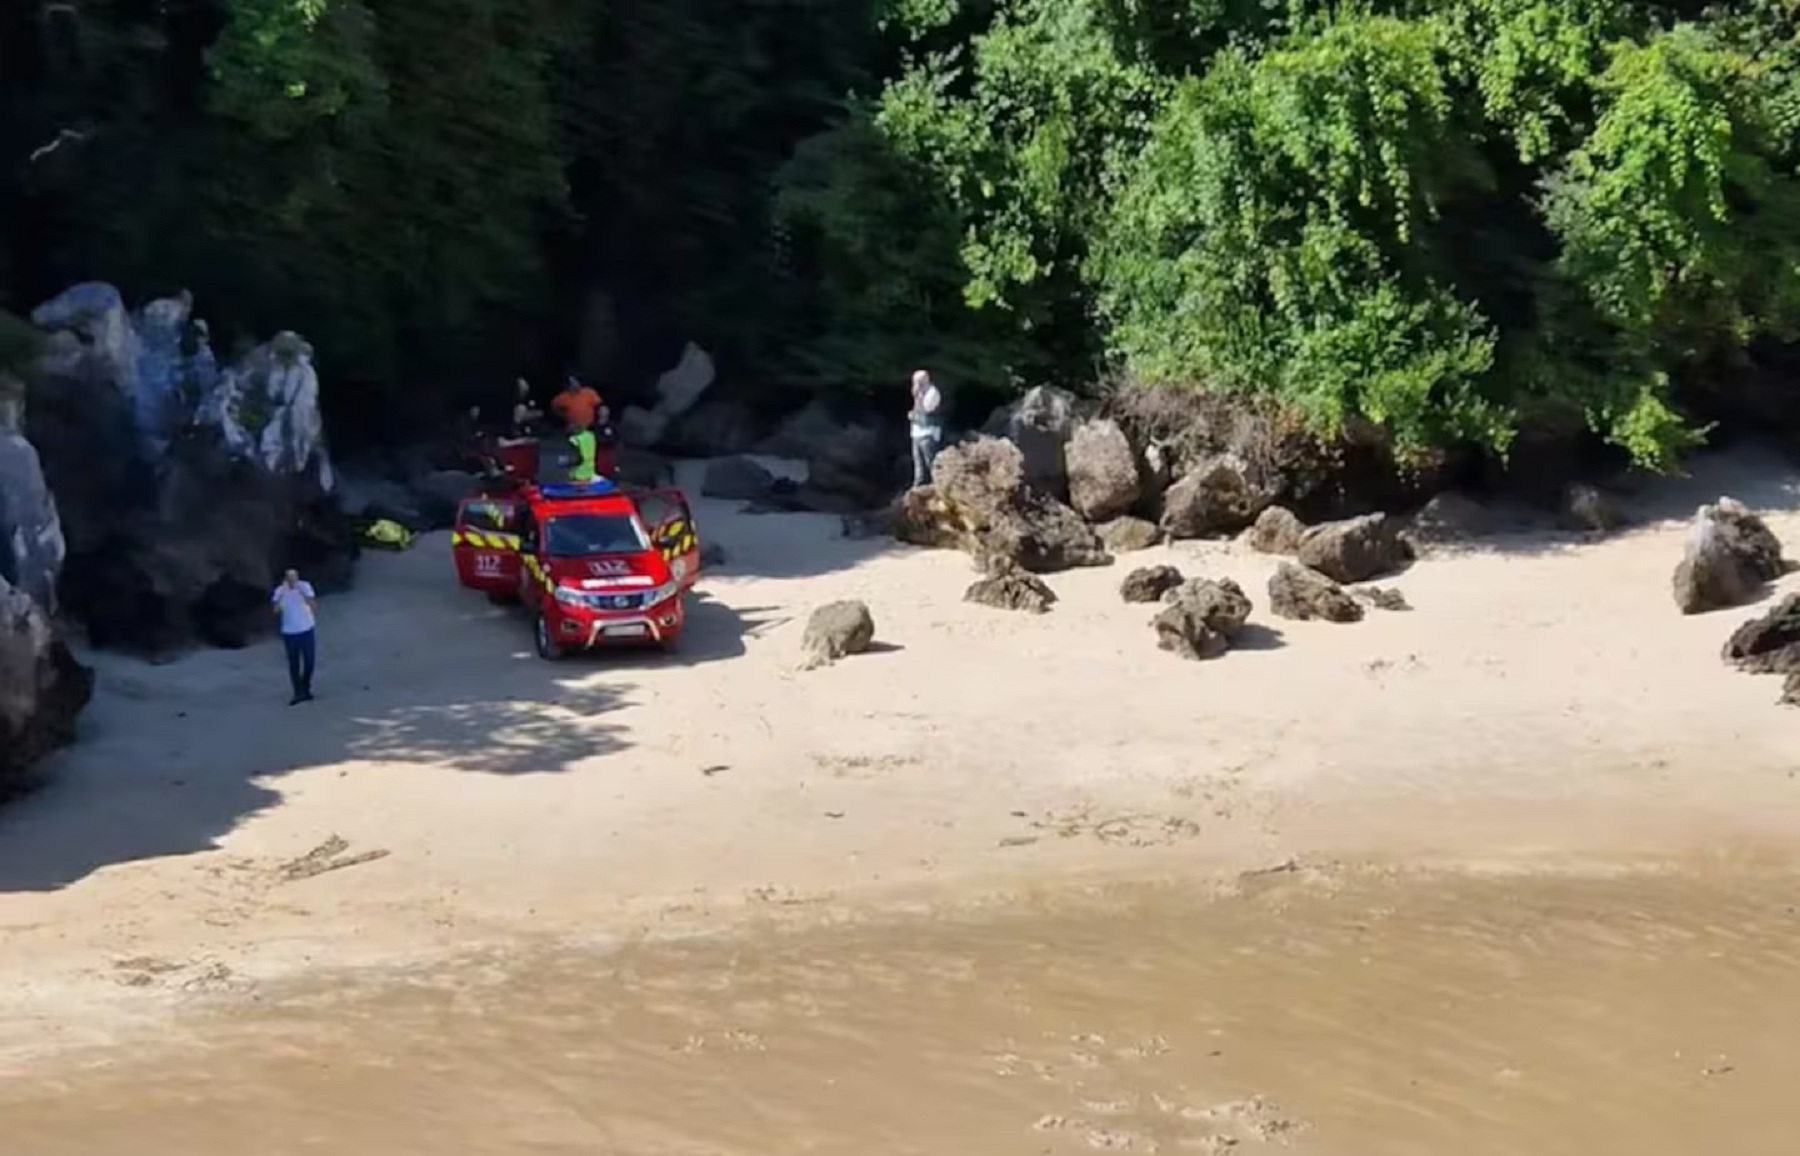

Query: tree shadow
[
  {"left": 1397, "top": 443, "right": 1800, "bottom": 563},
  {"left": 0, "top": 542, "right": 777, "bottom": 893}
]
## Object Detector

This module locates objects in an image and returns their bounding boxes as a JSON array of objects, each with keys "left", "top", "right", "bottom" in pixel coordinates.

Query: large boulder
[
  {"left": 1153, "top": 577, "right": 1253, "bottom": 660},
  {"left": 1404, "top": 491, "right": 1501, "bottom": 551},
  {"left": 984, "top": 385, "right": 1078, "bottom": 498},
  {"left": 1065, "top": 418, "right": 1141, "bottom": 522},
  {"left": 893, "top": 437, "right": 1109, "bottom": 573},
  {"left": 1296, "top": 513, "right": 1410, "bottom": 584},
  {"left": 1672, "top": 497, "right": 1789, "bottom": 615},
  {"left": 1159, "top": 453, "right": 1276, "bottom": 538},
  {"left": 0, "top": 376, "right": 66, "bottom": 613},
  {"left": 1268, "top": 562, "right": 1364, "bottom": 623},
  {"left": 619, "top": 342, "right": 718, "bottom": 446},
  {"left": 26, "top": 284, "right": 355, "bottom": 652},
  {"left": 800, "top": 600, "right": 876, "bottom": 668},
  {"left": 0, "top": 574, "right": 94, "bottom": 798},
  {"left": 1244, "top": 505, "right": 1305, "bottom": 556}
]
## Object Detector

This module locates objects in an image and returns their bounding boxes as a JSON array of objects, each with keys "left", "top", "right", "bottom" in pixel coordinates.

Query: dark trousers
[
  {"left": 911, "top": 431, "right": 944, "bottom": 487},
  {"left": 282, "top": 629, "right": 316, "bottom": 697}
]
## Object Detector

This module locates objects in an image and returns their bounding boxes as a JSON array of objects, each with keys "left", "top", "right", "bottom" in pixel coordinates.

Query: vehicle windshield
[{"left": 543, "top": 513, "right": 647, "bottom": 557}]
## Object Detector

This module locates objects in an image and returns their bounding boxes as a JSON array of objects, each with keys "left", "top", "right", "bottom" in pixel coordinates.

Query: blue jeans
[
  {"left": 911, "top": 431, "right": 944, "bottom": 487},
  {"left": 282, "top": 629, "right": 316, "bottom": 699}
]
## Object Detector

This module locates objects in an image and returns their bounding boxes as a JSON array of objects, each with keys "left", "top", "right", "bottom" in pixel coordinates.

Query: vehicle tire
[
  {"left": 534, "top": 613, "right": 564, "bottom": 661},
  {"left": 486, "top": 590, "right": 517, "bottom": 606}
]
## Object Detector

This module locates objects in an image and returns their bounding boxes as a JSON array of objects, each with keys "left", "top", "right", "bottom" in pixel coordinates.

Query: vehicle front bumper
[{"left": 550, "top": 592, "right": 684, "bottom": 647}]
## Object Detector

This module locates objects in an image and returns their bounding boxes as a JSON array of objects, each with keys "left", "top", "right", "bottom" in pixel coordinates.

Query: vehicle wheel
[
  {"left": 486, "top": 590, "right": 516, "bottom": 606},
  {"left": 534, "top": 613, "right": 564, "bottom": 661}
]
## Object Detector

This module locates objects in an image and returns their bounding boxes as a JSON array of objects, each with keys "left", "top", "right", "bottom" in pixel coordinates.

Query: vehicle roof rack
[{"left": 539, "top": 479, "right": 618, "bottom": 500}]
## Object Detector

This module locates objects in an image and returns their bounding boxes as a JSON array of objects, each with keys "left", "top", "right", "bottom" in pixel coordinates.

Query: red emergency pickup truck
[{"left": 452, "top": 478, "right": 701, "bottom": 659}]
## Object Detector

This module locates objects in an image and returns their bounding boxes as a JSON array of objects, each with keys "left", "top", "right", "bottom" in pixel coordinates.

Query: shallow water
[{"left": 9, "top": 866, "right": 1800, "bottom": 1155}]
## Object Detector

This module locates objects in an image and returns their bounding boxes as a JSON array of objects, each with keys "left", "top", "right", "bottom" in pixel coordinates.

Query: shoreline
[{"left": 3, "top": 451, "right": 1799, "bottom": 1063}]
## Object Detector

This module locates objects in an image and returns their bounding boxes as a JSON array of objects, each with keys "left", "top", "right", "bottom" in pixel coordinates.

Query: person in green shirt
[{"left": 568, "top": 426, "right": 598, "bottom": 483}]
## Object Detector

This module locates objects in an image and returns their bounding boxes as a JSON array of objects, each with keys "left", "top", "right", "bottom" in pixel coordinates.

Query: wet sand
[{"left": 9, "top": 864, "right": 1800, "bottom": 1155}]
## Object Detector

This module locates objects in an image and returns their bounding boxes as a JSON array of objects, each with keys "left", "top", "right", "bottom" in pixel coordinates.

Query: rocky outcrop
[
  {"left": 663, "top": 399, "right": 764, "bottom": 458},
  {"left": 985, "top": 385, "right": 1078, "bottom": 498},
  {"left": 1153, "top": 577, "right": 1254, "bottom": 660},
  {"left": 800, "top": 600, "right": 876, "bottom": 668},
  {"left": 1159, "top": 454, "right": 1276, "bottom": 539},
  {"left": 1065, "top": 418, "right": 1141, "bottom": 522},
  {"left": 965, "top": 562, "right": 1056, "bottom": 614},
  {"left": 618, "top": 342, "right": 716, "bottom": 447},
  {"left": 27, "top": 283, "right": 355, "bottom": 652},
  {"left": 1672, "top": 498, "right": 1789, "bottom": 615},
  {"left": 755, "top": 399, "right": 899, "bottom": 509},
  {"left": 1120, "top": 564, "right": 1184, "bottom": 604},
  {"left": 1267, "top": 562, "right": 1364, "bottom": 623},
  {"left": 1244, "top": 505, "right": 1305, "bottom": 555},
  {"left": 0, "top": 376, "right": 65, "bottom": 613},
  {"left": 893, "top": 437, "right": 1110, "bottom": 574},
  {"left": 0, "top": 573, "right": 94, "bottom": 798},
  {"left": 1296, "top": 513, "right": 1410, "bottom": 584}
]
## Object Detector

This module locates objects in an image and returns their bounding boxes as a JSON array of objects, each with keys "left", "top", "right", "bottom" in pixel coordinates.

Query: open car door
[
  {"left": 452, "top": 496, "right": 524, "bottom": 596},
  {"left": 636, "top": 488, "right": 701, "bottom": 590}
]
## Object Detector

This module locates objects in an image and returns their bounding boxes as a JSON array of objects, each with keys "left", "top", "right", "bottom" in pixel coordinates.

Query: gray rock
[
  {"left": 800, "top": 600, "right": 876, "bottom": 668},
  {"left": 1405, "top": 491, "right": 1498, "bottom": 548},
  {"left": 1162, "top": 577, "right": 1253, "bottom": 637},
  {"left": 1244, "top": 505, "right": 1305, "bottom": 555},
  {"left": 0, "top": 573, "right": 94, "bottom": 797},
  {"left": 1722, "top": 592, "right": 1800, "bottom": 676},
  {"left": 1268, "top": 562, "right": 1364, "bottom": 623},
  {"left": 652, "top": 342, "right": 716, "bottom": 419},
  {"left": 1296, "top": 513, "right": 1409, "bottom": 584},
  {"left": 1561, "top": 483, "right": 1624, "bottom": 533},
  {"left": 1065, "top": 418, "right": 1141, "bottom": 522},
  {"left": 1673, "top": 497, "right": 1789, "bottom": 614},
  {"left": 984, "top": 385, "right": 1077, "bottom": 497},
  {"left": 1121, "top": 564, "right": 1184, "bottom": 603},
  {"left": 337, "top": 471, "right": 426, "bottom": 529},
  {"left": 701, "top": 455, "right": 778, "bottom": 501},
  {"left": 618, "top": 404, "right": 667, "bottom": 447},
  {"left": 1098, "top": 515, "right": 1160, "bottom": 552},
  {"left": 1159, "top": 453, "right": 1275, "bottom": 538},
  {"left": 965, "top": 567, "right": 1056, "bottom": 614},
  {"left": 1351, "top": 584, "right": 1410, "bottom": 611},
  {"left": 1153, "top": 601, "right": 1229, "bottom": 660},
  {"left": 0, "top": 378, "right": 66, "bottom": 613}
]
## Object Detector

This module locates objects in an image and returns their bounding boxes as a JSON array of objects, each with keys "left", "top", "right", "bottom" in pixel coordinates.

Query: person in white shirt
[
  {"left": 271, "top": 569, "right": 318, "bottom": 704},
  {"left": 908, "top": 368, "right": 945, "bottom": 487}
]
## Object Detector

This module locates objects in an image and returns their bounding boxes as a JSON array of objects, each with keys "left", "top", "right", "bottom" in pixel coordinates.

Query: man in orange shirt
[{"left": 551, "top": 373, "right": 602, "bottom": 432}]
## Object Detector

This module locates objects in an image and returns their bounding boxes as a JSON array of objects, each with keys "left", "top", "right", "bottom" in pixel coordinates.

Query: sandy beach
[{"left": 3, "top": 451, "right": 1800, "bottom": 1072}]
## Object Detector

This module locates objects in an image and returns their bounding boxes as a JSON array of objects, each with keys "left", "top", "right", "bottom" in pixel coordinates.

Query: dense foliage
[{"left": 2, "top": 0, "right": 1797, "bottom": 464}]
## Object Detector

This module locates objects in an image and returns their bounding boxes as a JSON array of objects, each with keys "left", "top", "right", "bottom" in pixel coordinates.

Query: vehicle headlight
[
  {"left": 553, "top": 586, "right": 593, "bottom": 608},
  {"left": 643, "top": 581, "right": 681, "bottom": 606}
]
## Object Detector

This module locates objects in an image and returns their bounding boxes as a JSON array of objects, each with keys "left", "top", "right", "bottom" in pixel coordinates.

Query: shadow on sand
[{"left": 0, "top": 554, "right": 782, "bottom": 893}]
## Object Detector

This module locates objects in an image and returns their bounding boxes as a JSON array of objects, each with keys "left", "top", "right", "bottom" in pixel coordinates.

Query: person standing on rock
[
  {"left": 271, "top": 568, "right": 318, "bottom": 705},
  {"left": 909, "top": 368, "right": 945, "bottom": 487}
]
